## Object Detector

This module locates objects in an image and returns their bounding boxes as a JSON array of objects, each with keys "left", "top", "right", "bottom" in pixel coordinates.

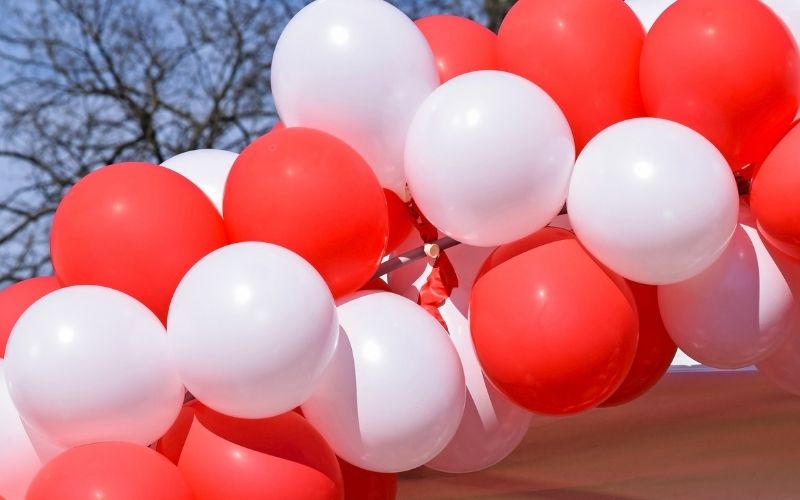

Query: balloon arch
[{"left": 2, "top": 0, "right": 800, "bottom": 498}]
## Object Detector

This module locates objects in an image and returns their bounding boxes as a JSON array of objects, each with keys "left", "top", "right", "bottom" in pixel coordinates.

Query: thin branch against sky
[{"left": 0, "top": 0, "right": 513, "bottom": 286}]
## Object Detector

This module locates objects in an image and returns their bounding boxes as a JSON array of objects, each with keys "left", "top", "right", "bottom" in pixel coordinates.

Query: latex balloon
[
  {"left": 476, "top": 228, "right": 575, "bottom": 282},
  {"left": 568, "top": 118, "right": 739, "bottom": 285},
  {"left": 548, "top": 213, "right": 573, "bottom": 231},
  {"left": 4, "top": 286, "right": 184, "bottom": 448},
  {"left": 757, "top": 310, "right": 800, "bottom": 396},
  {"left": 415, "top": 15, "right": 496, "bottom": 83},
  {"left": 405, "top": 70, "right": 575, "bottom": 247},
  {"left": 339, "top": 459, "right": 397, "bottom": 500},
  {"left": 471, "top": 231, "right": 639, "bottom": 415},
  {"left": 50, "top": 162, "right": 228, "bottom": 322},
  {"left": 0, "top": 277, "right": 60, "bottom": 357},
  {"left": 427, "top": 298, "right": 531, "bottom": 473},
  {"left": 168, "top": 242, "right": 338, "bottom": 419},
  {"left": 752, "top": 123, "right": 800, "bottom": 259},
  {"left": 658, "top": 214, "right": 798, "bottom": 369},
  {"left": 271, "top": 0, "right": 438, "bottom": 193},
  {"left": 625, "top": 0, "right": 675, "bottom": 31},
  {"left": 0, "top": 361, "right": 42, "bottom": 500},
  {"left": 497, "top": 0, "right": 645, "bottom": 151},
  {"left": 21, "top": 420, "right": 66, "bottom": 464},
  {"left": 762, "top": 0, "right": 800, "bottom": 51},
  {"left": 26, "top": 442, "right": 193, "bottom": 500},
  {"left": 386, "top": 241, "right": 530, "bottom": 473},
  {"left": 602, "top": 282, "right": 677, "bottom": 406},
  {"left": 384, "top": 189, "right": 413, "bottom": 255},
  {"left": 640, "top": 0, "right": 800, "bottom": 172},
  {"left": 302, "top": 292, "right": 465, "bottom": 473},
  {"left": 178, "top": 409, "right": 342, "bottom": 500},
  {"left": 161, "top": 149, "right": 238, "bottom": 213},
  {"left": 224, "top": 128, "right": 389, "bottom": 297},
  {"left": 156, "top": 404, "right": 196, "bottom": 464}
]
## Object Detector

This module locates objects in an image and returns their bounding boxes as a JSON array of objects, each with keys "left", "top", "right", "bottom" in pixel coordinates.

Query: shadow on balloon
[{"left": 156, "top": 402, "right": 344, "bottom": 500}]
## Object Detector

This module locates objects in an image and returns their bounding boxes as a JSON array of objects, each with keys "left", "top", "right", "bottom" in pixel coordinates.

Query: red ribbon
[{"left": 406, "top": 199, "right": 459, "bottom": 332}]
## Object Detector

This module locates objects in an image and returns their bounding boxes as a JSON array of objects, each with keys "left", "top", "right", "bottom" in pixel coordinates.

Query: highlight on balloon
[{"left": 1, "top": 0, "right": 800, "bottom": 498}]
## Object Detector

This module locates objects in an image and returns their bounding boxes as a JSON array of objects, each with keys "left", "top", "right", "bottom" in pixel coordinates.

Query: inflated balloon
[
  {"left": 50, "top": 162, "right": 227, "bottom": 321},
  {"left": 224, "top": 127, "right": 388, "bottom": 297},
  {"left": 387, "top": 241, "right": 530, "bottom": 473},
  {"left": 384, "top": 189, "right": 414, "bottom": 255},
  {"left": 471, "top": 230, "right": 638, "bottom": 415},
  {"left": 156, "top": 404, "right": 196, "bottom": 465},
  {"left": 21, "top": 420, "right": 65, "bottom": 465},
  {"left": 162, "top": 149, "right": 238, "bottom": 213},
  {"left": 658, "top": 213, "right": 798, "bottom": 369},
  {"left": 339, "top": 459, "right": 397, "bottom": 500},
  {"left": 602, "top": 282, "right": 677, "bottom": 406},
  {"left": 271, "top": 0, "right": 437, "bottom": 192},
  {"left": 168, "top": 242, "right": 338, "bottom": 419},
  {"left": 4, "top": 286, "right": 184, "bottom": 448},
  {"left": 427, "top": 298, "right": 531, "bottom": 473},
  {"left": 757, "top": 311, "right": 800, "bottom": 396},
  {"left": 0, "top": 277, "right": 60, "bottom": 357},
  {"left": 497, "top": 0, "right": 645, "bottom": 151},
  {"left": 752, "top": 123, "right": 800, "bottom": 259},
  {"left": 26, "top": 442, "right": 193, "bottom": 500},
  {"left": 568, "top": 118, "right": 739, "bottom": 285},
  {"left": 416, "top": 15, "right": 496, "bottom": 83},
  {"left": 405, "top": 70, "right": 575, "bottom": 247},
  {"left": 178, "top": 408, "right": 342, "bottom": 500},
  {"left": 763, "top": 0, "right": 800, "bottom": 52},
  {"left": 625, "top": 0, "right": 675, "bottom": 31},
  {"left": 302, "top": 292, "right": 465, "bottom": 473},
  {"left": 0, "top": 361, "right": 42, "bottom": 500},
  {"left": 640, "top": 0, "right": 800, "bottom": 172}
]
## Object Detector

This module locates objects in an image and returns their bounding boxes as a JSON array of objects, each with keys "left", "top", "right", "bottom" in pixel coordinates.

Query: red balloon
[
  {"left": 155, "top": 403, "right": 196, "bottom": 464},
  {"left": 752, "top": 122, "right": 800, "bottom": 259},
  {"left": 476, "top": 227, "right": 574, "bottom": 281},
  {"left": 471, "top": 229, "right": 638, "bottom": 415},
  {"left": 271, "top": 121, "right": 286, "bottom": 132},
  {"left": 177, "top": 404, "right": 343, "bottom": 500},
  {"left": 0, "top": 276, "right": 60, "bottom": 357},
  {"left": 361, "top": 278, "right": 392, "bottom": 292},
  {"left": 415, "top": 15, "right": 497, "bottom": 84},
  {"left": 224, "top": 128, "right": 389, "bottom": 297},
  {"left": 497, "top": 0, "right": 645, "bottom": 151},
  {"left": 338, "top": 458, "right": 397, "bottom": 500},
  {"left": 26, "top": 442, "right": 193, "bottom": 500},
  {"left": 51, "top": 163, "right": 227, "bottom": 322},
  {"left": 601, "top": 282, "right": 677, "bottom": 406},
  {"left": 640, "top": 0, "right": 799, "bottom": 173},
  {"left": 384, "top": 189, "right": 413, "bottom": 254}
]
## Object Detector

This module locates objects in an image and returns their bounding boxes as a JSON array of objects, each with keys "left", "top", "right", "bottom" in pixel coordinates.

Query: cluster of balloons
[{"left": 3, "top": 0, "right": 800, "bottom": 498}]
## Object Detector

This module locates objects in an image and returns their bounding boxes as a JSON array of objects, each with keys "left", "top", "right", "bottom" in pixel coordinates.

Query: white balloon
[
  {"left": 405, "top": 70, "right": 575, "bottom": 247},
  {"left": 302, "top": 292, "right": 465, "bottom": 473},
  {"left": 0, "top": 361, "right": 42, "bottom": 500},
  {"left": 4, "top": 286, "right": 183, "bottom": 448},
  {"left": 272, "top": 0, "right": 437, "bottom": 193},
  {"left": 659, "top": 209, "right": 799, "bottom": 368},
  {"left": 161, "top": 149, "right": 238, "bottom": 213},
  {"left": 568, "top": 118, "right": 739, "bottom": 285},
  {"left": 388, "top": 242, "right": 531, "bottom": 472},
  {"left": 168, "top": 242, "right": 338, "bottom": 419},
  {"left": 626, "top": 0, "right": 676, "bottom": 31}
]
